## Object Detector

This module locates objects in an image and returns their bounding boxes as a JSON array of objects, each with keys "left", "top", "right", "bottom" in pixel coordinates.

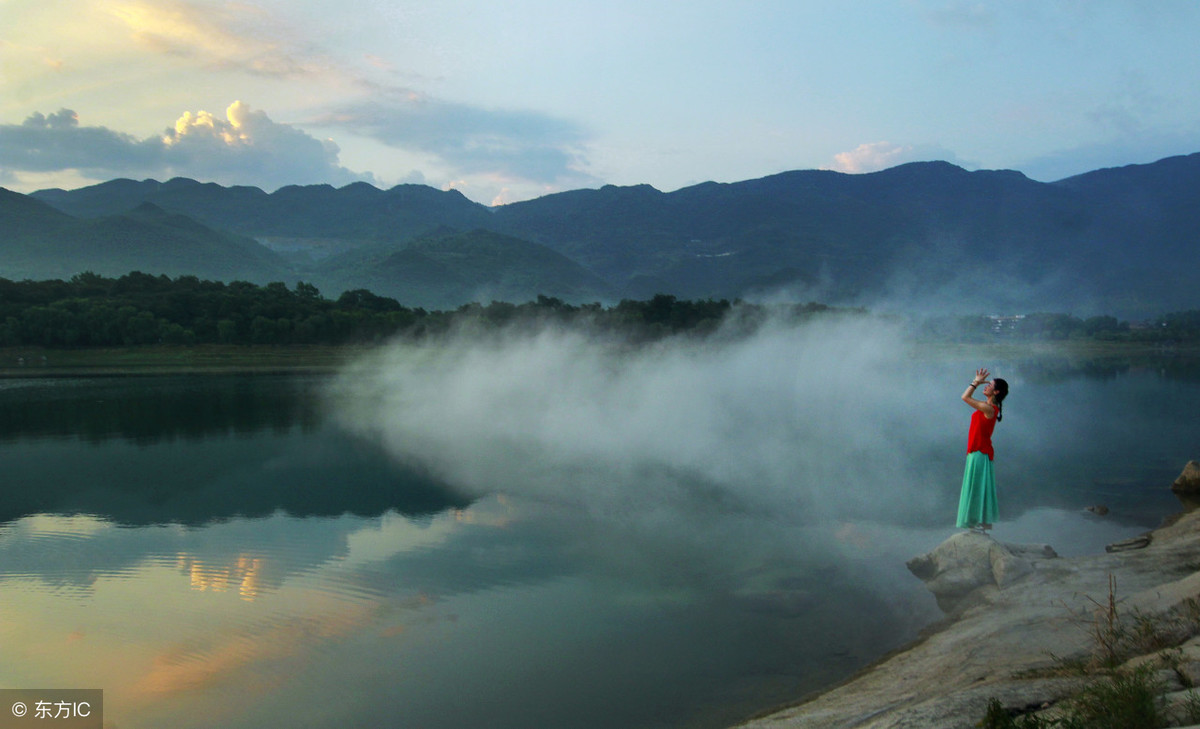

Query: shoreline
[
  {"left": 0, "top": 344, "right": 368, "bottom": 378},
  {"left": 732, "top": 501, "right": 1200, "bottom": 728},
  {"left": 2, "top": 339, "right": 1195, "bottom": 378}
]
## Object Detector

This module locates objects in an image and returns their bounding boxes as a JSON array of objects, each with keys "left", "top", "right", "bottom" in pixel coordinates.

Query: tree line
[
  {"left": 0, "top": 272, "right": 750, "bottom": 347},
  {"left": 1, "top": 271, "right": 1196, "bottom": 348}
]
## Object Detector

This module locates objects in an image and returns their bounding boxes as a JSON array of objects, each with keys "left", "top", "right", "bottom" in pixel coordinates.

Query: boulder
[
  {"left": 906, "top": 532, "right": 1058, "bottom": 614},
  {"left": 1172, "top": 460, "right": 1200, "bottom": 493}
]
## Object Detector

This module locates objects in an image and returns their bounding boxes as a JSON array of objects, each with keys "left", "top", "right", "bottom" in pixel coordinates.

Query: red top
[{"left": 966, "top": 406, "right": 997, "bottom": 460}]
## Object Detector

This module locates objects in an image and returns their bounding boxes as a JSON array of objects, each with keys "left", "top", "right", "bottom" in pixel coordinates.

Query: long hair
[{"left": 992, "top": 378, "right": 1009, "bottom": 422}]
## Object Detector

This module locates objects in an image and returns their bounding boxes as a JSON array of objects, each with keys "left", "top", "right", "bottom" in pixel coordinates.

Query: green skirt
[{"left": 956, "top": 450, "right": 998, "bottom": 528}]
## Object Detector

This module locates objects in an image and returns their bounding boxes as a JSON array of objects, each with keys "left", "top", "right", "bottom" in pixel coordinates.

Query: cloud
[
  {"left": 322, "top": 95, "right": 598, "bottom": 190},
  {"left": 918, "top": 1, "right": 996, "bottom": 29},
  {"left": 0, "top": 109, "right": 161, "bottom": 173},
  {"left": 107, "top": 0, "right": 335, "bottom": 82},
  {"left": 6, "top": 1, "right": 596, "bottom": 200},
  {"left": 104, "top": 0, "right": 596, "bottom": 188},
  {"left": 0, "top": 102, "right": 374, "bottom": 191},
  {"left": 160, "top": 101, "right": 373, "bottom": 187},
  {"left": 1018, "top": 129, "right": 1200, "bottom": 182},
  {"left": 826, "top": 141, "right": 973, "bottom": 174}
]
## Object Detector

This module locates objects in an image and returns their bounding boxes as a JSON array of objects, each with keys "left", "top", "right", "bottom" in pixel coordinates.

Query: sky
[{"left": 2, "top": 0, "right": 1199, "bottom": 206}]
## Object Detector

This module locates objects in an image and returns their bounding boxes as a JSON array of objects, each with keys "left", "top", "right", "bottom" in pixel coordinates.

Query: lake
[{"left": 0, "top": 337, "right": 1196, "bottom": 729}]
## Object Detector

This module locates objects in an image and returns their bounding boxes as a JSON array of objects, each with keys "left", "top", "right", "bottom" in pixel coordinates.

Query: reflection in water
[
  {"left": 179, "top": 554, "right": 264, "bottom": 600},
  {"left": 1015, "top": 352, "right": 1200, "bottom": 385},
  {"left": 0, "top": 498, "right": 1156, "bottom": 729},
  {"left": 0, "top": 498, "right": 940, "bottom": 729},
  {"left": 0, "top": 375, "right": 323, "bottom": 443},
  {"left": 0, "top": 376, "right": 469, "bottom": 525},
  {"left": 0, "top": 499, "right": 521, "bottom": 728}
]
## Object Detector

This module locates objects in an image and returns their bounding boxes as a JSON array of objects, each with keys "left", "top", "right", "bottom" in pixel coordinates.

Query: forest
[
  {"left": 0, "top": 272, "right": 739, "bottom": 347},
  {"left": 0, "top": 272, "right": 1197, "bottom": 348}
]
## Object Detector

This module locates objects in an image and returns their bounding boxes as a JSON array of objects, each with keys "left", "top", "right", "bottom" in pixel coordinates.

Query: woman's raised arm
[{"left": 961, "top": 367, "right": 996, "bottom": 417}]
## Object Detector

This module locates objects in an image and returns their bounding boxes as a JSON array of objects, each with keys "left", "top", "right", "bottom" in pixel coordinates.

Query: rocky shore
[{"left": 734, "top": 461, "right": 1200, "bottom": 729}]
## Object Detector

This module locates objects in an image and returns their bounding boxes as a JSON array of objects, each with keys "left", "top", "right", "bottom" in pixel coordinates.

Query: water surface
[{"left": 0, "top": 356, "right": 1194, "bottom": 728}]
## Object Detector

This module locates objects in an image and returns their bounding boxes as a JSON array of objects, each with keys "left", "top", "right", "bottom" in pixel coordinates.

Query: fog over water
[
  {"left": 331, "top": 315, "right": 957, "bottom": 525},
  {"left": 324, "top": 313, "right": 1010, "bottom": 637},
  {"left": 330, "top": 309, "right": 1191, "bottom": 570},
  {"left": 325, "top": 313, "right": 976, "bottom": 693}
]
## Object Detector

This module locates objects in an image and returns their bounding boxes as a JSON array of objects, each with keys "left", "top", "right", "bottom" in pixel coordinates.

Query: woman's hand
[{"left": 963, "top": 368, "right": 996, "bottom": 416}]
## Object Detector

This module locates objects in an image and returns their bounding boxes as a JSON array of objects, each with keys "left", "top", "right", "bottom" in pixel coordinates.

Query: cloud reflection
[{"left": 0, "top": 495, "right": 529, "bottom": 726}]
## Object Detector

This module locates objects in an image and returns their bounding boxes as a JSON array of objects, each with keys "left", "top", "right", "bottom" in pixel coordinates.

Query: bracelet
[{"left": 968, "top": 382, "right": 979, "bottom": 387}]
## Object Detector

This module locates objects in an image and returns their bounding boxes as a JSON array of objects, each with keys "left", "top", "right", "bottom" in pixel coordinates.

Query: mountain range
[{"left": 5, "top": 152, "right": 1199, "bottom": 316}]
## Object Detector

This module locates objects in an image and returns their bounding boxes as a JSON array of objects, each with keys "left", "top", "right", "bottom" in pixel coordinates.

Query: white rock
[
  {"left": 904, "top": 532, "right": 1058, "bottom": 614},
  {"left": 734, "top": 507, "right": 1200, "bottom": 729}
]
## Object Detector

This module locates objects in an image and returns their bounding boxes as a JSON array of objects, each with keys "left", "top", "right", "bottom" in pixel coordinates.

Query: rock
[
  {"left": 1154, "top": 667, "right": 1185, "bottom": 693},
  {"left": 1159, "top": 689, "right": 1200, "bottom": 728},
  {"left": 1085, "top": 504, "right": 1109, "bottom": 515},
  {"left": 1178, "top": 660, "right": 1200, "bottom": 688},
  {"left": 905, "top": 532, "right": 1058, "bottom": 614},
  {"left": 736, "top": 509, "right": 1200, "bottom": 729},
  {"left": 1172, "top": 460, "right": 1200, "bottom": 493}
]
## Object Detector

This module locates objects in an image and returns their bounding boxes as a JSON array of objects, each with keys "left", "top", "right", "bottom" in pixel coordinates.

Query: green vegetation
[
  {"left": 1, "top": 271, "right": 1197, "bottom": 350},
  {"left": 0, "top": 272, "right": 409, "bottom": 347},
  {"left": 980, "top": 666, "right": 1168, "bottom": 728},
  {"left": 979, "top": 579, "right": 1200, "bottom": 729},
  {"left": 0, "top": 272, "right": 752, "bottom": 348}
]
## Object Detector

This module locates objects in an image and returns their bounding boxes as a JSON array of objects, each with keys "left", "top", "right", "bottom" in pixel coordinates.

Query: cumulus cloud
[
  {"left": 7, "top": 1, "right": 595, "bottom": 200},
  {"left": 0, "top": 102, "right": 374, "bottom": 191},
  {"left": 104, "top": 1, "right": 595, "bottom": 194},
  {"left": 827, "top": 141, "right": 973, "bottom": 174},
  {"left": 160, "top": 101, "right": 372, "bottom": 187}
]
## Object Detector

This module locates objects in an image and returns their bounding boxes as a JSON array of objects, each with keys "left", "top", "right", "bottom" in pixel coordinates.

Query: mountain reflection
[{"left": 0, "top": 374, "right": 470, "bottom": 525}]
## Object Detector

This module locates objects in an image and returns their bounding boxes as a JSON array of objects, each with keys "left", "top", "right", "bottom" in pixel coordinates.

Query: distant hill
[
  {"left": 32, "top": 177, "right": 492, "bottom": 242},
  {"left": 0, "top": 186, "right": 78, "bottom": 237},
  {"left": 486, "top": 161, "right": 1166, "bottom": 313},
  {"left": 316, "top": 228, "right": 614, "bottom": 309},
  {"left": 0, "top": 192, "right": 292, "bottom": 283},
  {"left": 21, "top": 152, "right": 1200, "bottom": 316}
]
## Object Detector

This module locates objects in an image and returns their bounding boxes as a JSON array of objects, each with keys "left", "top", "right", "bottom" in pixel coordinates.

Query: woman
[{"left": 957, "top": 367, "right": 1009, "bottom": 532}]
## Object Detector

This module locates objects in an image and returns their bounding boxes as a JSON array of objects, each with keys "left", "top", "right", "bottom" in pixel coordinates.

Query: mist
[
  {"left": 319, "top": 311, "right": 1192, "bottom": 682},
  {"left": 328, "top": 313, "right": 962, "bottom": 530}
]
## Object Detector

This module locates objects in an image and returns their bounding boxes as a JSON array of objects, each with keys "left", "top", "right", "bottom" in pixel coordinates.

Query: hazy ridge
[{"left": 4, "top": 153, "right": 1199, "bottom": 316}]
